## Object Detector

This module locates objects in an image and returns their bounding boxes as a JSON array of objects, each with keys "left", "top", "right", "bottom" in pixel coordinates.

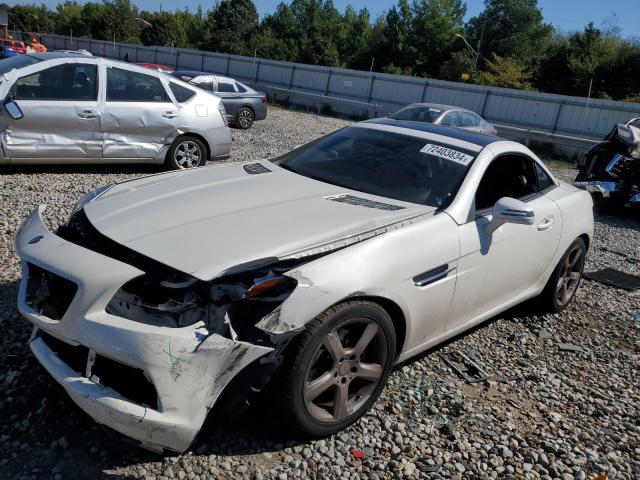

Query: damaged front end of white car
[{"left": 15, "top": 204, "right": 320, "bottom": 453}]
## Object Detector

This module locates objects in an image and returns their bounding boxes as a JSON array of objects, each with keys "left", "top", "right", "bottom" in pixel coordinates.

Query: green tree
[
  {"left": 478, "top": 52, "right": 533, "bottom": 90},
  {"left": 439, "top": 50, "right": 476, "bottom": 81},
  {"left": 411, "top": 0, "right": 466, "bottom": 77},
  {"left": 207, "top": 0, "right": 259, "bottom": 56},
  {"left": 466, "top": 0, "right": 553, "bottom": 65},
  {"left": 91, "top": 0, "right": 140, "bottom": 43},
  {"left": 139, "top": 12, "right": 186, "bottom": 47}
]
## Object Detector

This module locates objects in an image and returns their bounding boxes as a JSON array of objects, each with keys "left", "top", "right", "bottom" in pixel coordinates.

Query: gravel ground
[{"left": 0, "top": 107, "right": 638, "bottom": 480}]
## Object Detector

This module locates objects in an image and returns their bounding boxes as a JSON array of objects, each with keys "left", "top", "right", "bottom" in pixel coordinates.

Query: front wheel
[
  {"left": 538, "top": 238, "right": 586, "bottom": 312},
  {"left": 165, "top": 136, "right": 207, "bottom": 170},
  {"left": 280, "top": 301, "right": 396, "bottom": 437}
]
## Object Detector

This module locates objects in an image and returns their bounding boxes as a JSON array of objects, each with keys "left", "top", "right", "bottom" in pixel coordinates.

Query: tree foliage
[
  {"left": 3, "top": 0, "right": 640, "bottom": 101},
  {"left": 478, "top": 53, "right": 533, "bottom": 90}
]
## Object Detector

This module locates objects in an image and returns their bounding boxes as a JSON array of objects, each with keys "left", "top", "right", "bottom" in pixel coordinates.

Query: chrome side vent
[
  {"left": 326, "top": 194, "right": 404, "bottom": 211},
  {"left": 413, "top": 264, "right": 455, "bottom": 287},
  {"left": 243, "top": 163, "right": 271, "bottom": 175}
]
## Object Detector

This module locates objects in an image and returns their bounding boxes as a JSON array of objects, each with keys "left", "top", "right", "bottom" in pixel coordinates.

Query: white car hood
[{"left": 83, "top": 161, "right": 433, "bottom": 280}]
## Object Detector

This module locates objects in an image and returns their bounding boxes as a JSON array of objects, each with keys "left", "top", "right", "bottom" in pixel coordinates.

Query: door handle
[
  {"left": 77, "top": 110, "right": 98, "bottom": 119},
  {"left": 537, "top": 216, "right": 554, "bottom": 231},
  {"left": 162, "top": 111, "right": 178, "bottom": 118}
]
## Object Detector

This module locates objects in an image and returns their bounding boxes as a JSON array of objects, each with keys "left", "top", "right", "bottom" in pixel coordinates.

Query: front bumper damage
[{"left": 15, "top": 207, "right": 284, "bottom": 453}]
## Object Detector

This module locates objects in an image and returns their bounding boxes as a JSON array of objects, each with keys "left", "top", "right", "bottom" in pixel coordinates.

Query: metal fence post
[
  {"left": 254, "top": 59, "right": 261, "bottom": 84},
  {"left": 480, "top": 90, "right": 491, "bottom": 116},
  {"left": 421, "top": 80, "right": 429, "bottom": 102},
  {"left": 367, "top": 73, "right": 376, "bottom": 103},
  {"left": 324, "top": 69, "right": 332, "bottom": 96},
  {"left": 551, "top": 100, "right": 565, "bottom": 134},
  {"left": 201, "top": 53, "right": 205, "bottom": 71},
  {"left": 288, "top": 65, "right": 296, "bottom": 89},
  {"left": 225, "top": 56, "right": 230, "bottom": 75}
]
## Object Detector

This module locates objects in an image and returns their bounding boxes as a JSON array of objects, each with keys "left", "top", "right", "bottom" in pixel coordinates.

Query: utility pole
[
  {"left": 583, "top": 78, "right": 594, "bottom": 136},
  {"left": 476, "top": 19, "right": 486, "bottom": 69}
]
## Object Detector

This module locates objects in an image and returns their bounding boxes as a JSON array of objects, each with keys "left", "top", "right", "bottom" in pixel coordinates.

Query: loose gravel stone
[{"left": 0, "top": 106, "right": 638, "bottom": 479}]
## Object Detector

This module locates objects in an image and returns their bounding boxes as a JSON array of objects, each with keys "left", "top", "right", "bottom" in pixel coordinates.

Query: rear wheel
[
  {"left": 538, "top": 238, "right": 586, "bottom": 312},
  {"left": 280, "top": 301, "right": 396, "bottom": 437},
  {"left": 165, "top": 136, "right": 207, "bottom": 170},
  {"left": 235, "top": 107, "right": 254, "bottom": 130}
]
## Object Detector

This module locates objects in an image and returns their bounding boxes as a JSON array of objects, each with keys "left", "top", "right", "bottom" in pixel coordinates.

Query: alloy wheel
[
  {"left": 303, "top": 319, "right": 387, "bottom": 423},
  {"left": 238, "top": 109, "right": 253, "bottom": 129},
  {"left": 555, "top": 245, "right": 585, "bottom": 306},
  {"left": 174, "top": 140, "right": 201, "bottom": 168}
]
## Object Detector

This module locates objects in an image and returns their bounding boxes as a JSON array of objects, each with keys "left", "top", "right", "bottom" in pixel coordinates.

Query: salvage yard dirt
[{"left": 1, "top": 107, "right": 638, "bottom": 479}]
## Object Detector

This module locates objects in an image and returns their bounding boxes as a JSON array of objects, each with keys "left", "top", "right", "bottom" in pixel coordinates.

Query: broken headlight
[{"left": 106, "top": 270, "right": 297, "bottom": 341}]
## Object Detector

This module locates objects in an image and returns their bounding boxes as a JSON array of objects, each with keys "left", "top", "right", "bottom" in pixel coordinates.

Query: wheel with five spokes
[
  {"left": 539, "top": 237, "right": 586, "bottom": 312},
  {"left": 166, "top": 136, "right": 207, "bottom": 170},
  {"left": 281, "top": 301, "right": 396, "bottom": 437}
]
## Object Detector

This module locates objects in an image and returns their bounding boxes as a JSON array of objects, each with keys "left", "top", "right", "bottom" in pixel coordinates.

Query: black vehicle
[{"left": 575, "top": 122, "right": 640, "bottom": 209}]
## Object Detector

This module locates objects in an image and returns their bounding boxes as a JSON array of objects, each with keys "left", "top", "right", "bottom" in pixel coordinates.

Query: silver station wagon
[{"left": 0, "top": 53, "right": 232, "bottom": 169}]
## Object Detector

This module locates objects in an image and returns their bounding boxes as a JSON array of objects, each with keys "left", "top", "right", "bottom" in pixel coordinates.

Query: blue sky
[{"left": 6, "top": 0, "right": 640, "bottom": 38}]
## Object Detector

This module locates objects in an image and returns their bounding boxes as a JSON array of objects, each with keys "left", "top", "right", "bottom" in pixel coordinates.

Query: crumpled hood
[{"left": 83, "top": 161, "right": 433, "bottom": 280}]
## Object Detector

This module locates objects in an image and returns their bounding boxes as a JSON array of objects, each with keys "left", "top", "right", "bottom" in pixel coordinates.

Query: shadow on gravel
[
  {"left": 394, "top": 300, "right": 542, "bottom": 371},
  {"left": 1, "top": 163, "right": 162, "bottom": 175}
]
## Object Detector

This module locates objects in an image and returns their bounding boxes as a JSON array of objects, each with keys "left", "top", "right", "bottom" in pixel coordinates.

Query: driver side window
[{"left": 475, "top": 154, "right": 538, "bottom": 213}]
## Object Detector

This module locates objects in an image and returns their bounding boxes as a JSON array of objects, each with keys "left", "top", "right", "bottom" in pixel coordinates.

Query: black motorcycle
[{"left": 575, "top": 122, "right": 640, "bottom": 209}]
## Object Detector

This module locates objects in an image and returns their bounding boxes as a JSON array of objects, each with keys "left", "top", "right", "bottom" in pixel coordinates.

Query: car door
[
  {"left": 4, "top": 60, "right": 101, "bottom": 161},
  {"left": 214, "top": 78, "right": 241, "bottom": 120},
  {"left": 101, "top": 65, "right": 180, "bottom": 160},
  {"left": 446, "top": 154, "right": 562, "bottom": 332}
]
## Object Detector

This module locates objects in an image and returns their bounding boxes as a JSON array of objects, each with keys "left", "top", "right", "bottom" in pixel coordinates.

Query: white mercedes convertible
[{"left": 16, "top": 118, "right": 593, "bottom": 453}]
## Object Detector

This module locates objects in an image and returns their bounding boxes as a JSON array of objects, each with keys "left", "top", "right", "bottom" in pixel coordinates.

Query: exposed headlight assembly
[
  {"left": 106, "top": 269, "right": 297, "bottom": 342},
  {"left": 70, "top": 184, "right": 113, "bottom": 218}
]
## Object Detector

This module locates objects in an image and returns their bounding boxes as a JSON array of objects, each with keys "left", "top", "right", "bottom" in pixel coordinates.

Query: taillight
[
  {"left": 260, "top": 96, "right": 267, "bottom": 104},
  {"left": 217, "top": 101, "right": 228, "bottom": 127}
]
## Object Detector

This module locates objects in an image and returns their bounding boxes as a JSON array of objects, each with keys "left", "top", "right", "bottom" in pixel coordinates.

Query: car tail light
[
  {"left": 217, "top": 101, "right": 228, "bottom": 127},
  {"left": 260, "top": 96, "right": 267, "bottom": 104}
]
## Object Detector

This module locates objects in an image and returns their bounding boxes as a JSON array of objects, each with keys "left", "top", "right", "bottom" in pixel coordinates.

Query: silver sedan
[
  {"left": 171, "top": 71, "right": 268, "bottom": 129},
  {"left": 0, "top": 53, "right": 232, "bottom": 169},
  {"left": 390, "top": 102, "right": 498, "bottom": 136}
]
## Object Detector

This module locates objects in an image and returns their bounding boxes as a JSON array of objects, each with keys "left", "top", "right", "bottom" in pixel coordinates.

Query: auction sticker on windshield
[{"left": 420, "top": 143, "right": 474, "bottom": 166}]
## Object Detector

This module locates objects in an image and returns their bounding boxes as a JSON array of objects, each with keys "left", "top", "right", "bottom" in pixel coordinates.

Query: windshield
[
  {"left": 273, "top": 125, "right": 477, "bottom": 209},
  {"left": 390, "top": 106, "right": 442, "bottom": 123},
  {"left": 0, "top": 55, "right": 41, "bottom": 75}
]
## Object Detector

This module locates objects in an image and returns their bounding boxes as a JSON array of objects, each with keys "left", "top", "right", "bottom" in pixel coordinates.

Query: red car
[{"left": 0, "top": 39, "right": 27, "bottom": 54}]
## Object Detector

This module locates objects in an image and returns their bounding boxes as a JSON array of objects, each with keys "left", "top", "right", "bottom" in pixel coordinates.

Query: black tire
[
  {"left": 538, "top": 238, "right": 586, "bottom": 313},
  {"left": 235, "top": 107, "right": 254, "bottom": 130},
  {"left": 280, "top": 301, "right": 396, "bottom": 437},
  {"left": 165, "top": 136, "right": 207, "bottom": 170}
]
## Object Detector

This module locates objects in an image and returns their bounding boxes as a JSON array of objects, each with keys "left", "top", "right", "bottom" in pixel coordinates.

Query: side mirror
[
  {"left": 485, "top": 197, "right": 535, "bottom": 234},
  {"left": 3, "top": 99, "right": 23, "bottom": 120}
]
